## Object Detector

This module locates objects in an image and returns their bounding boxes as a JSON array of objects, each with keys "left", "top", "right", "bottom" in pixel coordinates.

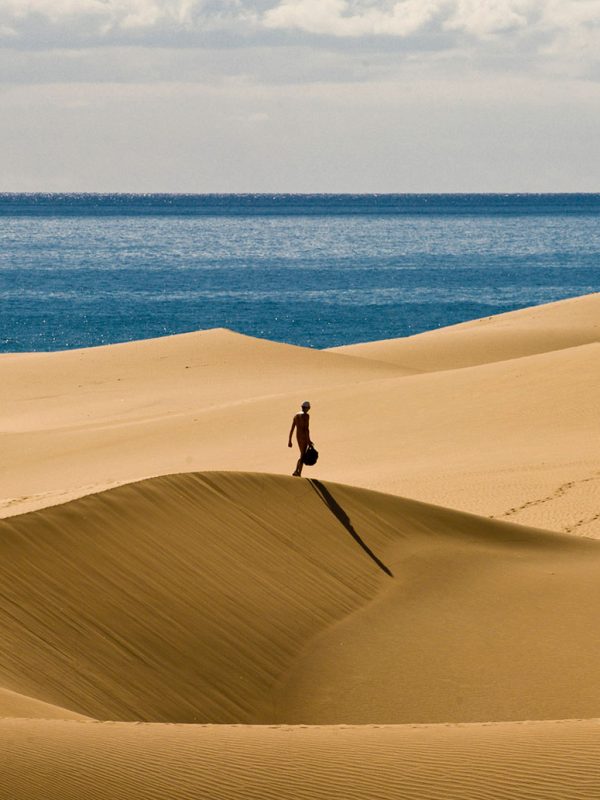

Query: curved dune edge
[
  {"left": 1, "top": 298, "right": 599, "bottom": 538},
  {"left": 330, "top": 291, "right": 600, "bottom": 371},
  {"left": 0, "top": 326, "right": 406, "bottom": 435},
  {"left": 1, "top": 718, "right": 599, "bottom": 800},
  {"left": 1, "top": 471, "right": 600, "bottom": 726},
  {"left": 0, "top": 687, "right": 90, "bottom": 721}
]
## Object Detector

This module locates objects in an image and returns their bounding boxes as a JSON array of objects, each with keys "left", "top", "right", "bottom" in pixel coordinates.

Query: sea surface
[{"left": 1, "top": 194, "right": 599, "bottom": 352}]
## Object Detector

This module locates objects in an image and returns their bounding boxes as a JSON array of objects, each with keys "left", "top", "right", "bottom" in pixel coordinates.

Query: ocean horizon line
[
  {"left": 2, "top": 192, "right": 599, "bottom": 219},
  {"left": 2, "top": 191, "right": 600, "bottom": 197}
]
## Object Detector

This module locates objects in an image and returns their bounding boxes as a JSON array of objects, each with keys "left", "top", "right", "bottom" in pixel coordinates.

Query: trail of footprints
[{"left": 494, "top": 471, "right": 600, "bottom": 535}]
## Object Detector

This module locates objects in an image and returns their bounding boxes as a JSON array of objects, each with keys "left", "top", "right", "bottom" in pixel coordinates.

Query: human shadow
[{"left": 308, "top": 479, "right": 393, "bottom": 578}]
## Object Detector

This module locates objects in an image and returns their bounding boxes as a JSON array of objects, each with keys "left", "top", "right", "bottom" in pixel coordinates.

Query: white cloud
[
  {"left": 0, "top": 0, "right": 599, "bottom": 83},
  {"left": 263, "top": 0, "right": 528, "bottom": 38},
  {"left": 263, "top": 0, "right": 443, "bottom": 37},
  {"left": 543, "top": 0, "right": 600, "bottom": 27},
  {"left": 0, "top": 0, "right": 599, "bottom": 47},
  {"left": 444, "top": 0, "right": 534, "bottom": 36},
  {"left": 4, "top": 0, "right": 112, "bottom": 27},
  {"left": 0, "top": 0, "right": 255, "bottom": 43},
  {"left": 263, "top": 0, "right": 600, "bottom": 56},
  {"left": 2, "top": 0, "right": 189, "bottom": 27},
  {"left": 538, "top": 0, "right": 600, "bottom": 56}
]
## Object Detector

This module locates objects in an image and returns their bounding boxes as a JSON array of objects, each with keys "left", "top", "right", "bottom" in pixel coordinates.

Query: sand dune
[
  {"left": 0, "top": 473, "right": 389, "bottom": 723},
  {"left": 2, "top": 718, "right": 599, "bottom": 800},
  {"left": 2, "top": 472, "right": 600, "bottom": 726},
  {"left": 0, "top": 327, "right": 403, "bottom": 434},
  {"left": 0, "top": 688, "right": 89, "bottom": 720},
  {"left": 331, "top": 292, "right": 600, "bottom": 371},
  {"left": 3, "top": 293, "right": 600, "bottom": 800},
  {"left": 313, "top": 341, "right": 600, "bottom": 530},
  {"left": 2, "top": 307, "right": 599, "bottom": 535},
  {"left": 2, "top": 471, "right": 600, "bottom": 798},
  {"left": 0, "top": 325, "right": 407, "bottom": 516}
]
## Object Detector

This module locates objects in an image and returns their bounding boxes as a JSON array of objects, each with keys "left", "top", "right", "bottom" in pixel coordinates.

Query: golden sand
[{"left": 1, "top": 293, "right": 600, "bottom": 798}]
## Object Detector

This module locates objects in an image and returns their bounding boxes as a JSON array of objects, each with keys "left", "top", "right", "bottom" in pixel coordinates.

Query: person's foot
[{"left": 292, "top": 470, "right": 301, "bottom": 477}]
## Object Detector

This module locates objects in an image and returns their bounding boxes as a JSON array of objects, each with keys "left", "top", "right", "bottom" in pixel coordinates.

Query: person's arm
[{"left": 288, "top": 416, "right": 296, "bottom": 447}]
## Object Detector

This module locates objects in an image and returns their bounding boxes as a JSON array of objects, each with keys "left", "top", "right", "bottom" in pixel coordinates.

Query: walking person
[{"left": 288, "top": 401, "right": 312, "bottom": 477}]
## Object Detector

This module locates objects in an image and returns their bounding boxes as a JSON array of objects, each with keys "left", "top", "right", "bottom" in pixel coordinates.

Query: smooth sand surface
[
  {"left": 331, "top": 291, "right": 600, "bottom": 371},
  {"left": 2, "top": 293, "right": 600, "bottom": 798},
  {"left": 2, "top": 294, "right": 599, "bottom": 535}
]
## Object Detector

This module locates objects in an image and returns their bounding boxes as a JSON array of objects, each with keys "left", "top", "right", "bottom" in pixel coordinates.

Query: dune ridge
[
  {"left": 0, "top": 327, "right": 405, "bottom": 434},
  {"left": 330, "top": 292, "right": 600, "bottom": 371},
  {"left": 2, "top": 471, "right": 600, "bottom": 727},
  {"left": 3, "top": 334, "right": 598, "bottom": 535}
]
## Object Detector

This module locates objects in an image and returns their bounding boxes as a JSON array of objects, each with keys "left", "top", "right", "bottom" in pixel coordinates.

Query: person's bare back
[
  {"left": 294, "top": 411, "right": 310, "bottom": 440},
  {"left": 288, "top": 401, "right": 312, "bottom": 476}
]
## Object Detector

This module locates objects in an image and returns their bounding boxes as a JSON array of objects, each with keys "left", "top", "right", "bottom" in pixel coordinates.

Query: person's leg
[{"left": 293, "top": 437, "right": 308, "bottom": 476}]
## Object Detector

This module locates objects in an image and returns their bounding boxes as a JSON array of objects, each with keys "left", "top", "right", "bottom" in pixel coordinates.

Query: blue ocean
[{"left": 1, "top": 194, "right": 599, "bottom": 352}]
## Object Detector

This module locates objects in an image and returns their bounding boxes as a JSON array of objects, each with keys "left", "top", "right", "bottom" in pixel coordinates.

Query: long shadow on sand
[{"left": 308, "top": 479, "right": 393, "bottom": 578}]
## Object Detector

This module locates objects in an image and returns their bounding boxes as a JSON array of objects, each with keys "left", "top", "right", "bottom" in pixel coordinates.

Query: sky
[{"left": 1, "top": 0, "right": 599, "bottom": 192}]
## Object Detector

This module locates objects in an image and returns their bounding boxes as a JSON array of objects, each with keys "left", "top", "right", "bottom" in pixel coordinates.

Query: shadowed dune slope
[
  {"left": 0, "top": 472, "right": 392, "bottom": 723},
  {"left": 331, "top": 292, "right": 600, "bottom": 371},
  {"left": 1, "top": 472, "right": 600, "bottom": 725},
  {"left": 2, "top": 718, "right": 600, "bottom": 800}
]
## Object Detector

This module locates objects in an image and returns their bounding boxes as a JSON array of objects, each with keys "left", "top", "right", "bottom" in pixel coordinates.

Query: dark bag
[{"left": 303, "top": 444, "right": 319, "bottom": 466}]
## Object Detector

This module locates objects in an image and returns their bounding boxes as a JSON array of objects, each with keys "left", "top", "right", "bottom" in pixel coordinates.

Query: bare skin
[{"left": 288, "top": 408, "right": 312, "bottom": 476}]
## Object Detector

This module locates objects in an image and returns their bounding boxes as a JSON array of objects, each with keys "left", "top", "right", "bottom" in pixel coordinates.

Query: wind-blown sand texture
[{"left": 1, "top": 293, "right": 600, "bottom": 798}]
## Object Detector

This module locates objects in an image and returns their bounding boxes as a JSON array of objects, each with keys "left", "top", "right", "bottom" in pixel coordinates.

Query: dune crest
[
  {"left": 0, "top": 326, "right": 404, "bottom": 434},
  {"left": 2, "top": 472, "right": 600, "bottom": 726},
  {"left": 2, "top": 301, "right": 600, "bottom": 538},
  {"left": 330, "top": 292, "right": 600, "bottom": 371}
]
